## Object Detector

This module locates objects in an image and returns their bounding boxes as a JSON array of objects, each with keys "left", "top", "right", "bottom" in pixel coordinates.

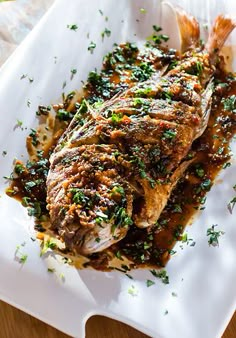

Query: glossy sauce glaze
[{"left": 7, "top": 39, "right": 236, "bottom": 271}]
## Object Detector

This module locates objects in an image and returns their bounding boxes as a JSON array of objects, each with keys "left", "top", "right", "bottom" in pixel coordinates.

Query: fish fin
[
  {"left": 174, "top": 6, "right": 200, "bottom": 52},
  {"left": 134, "top": 178, "right": 169, "bottom": 228},
  {"left": 167, "top": 159, "right": 194, "bottom": 197},
  {"left": 134, "top": 159, "right": 194, "bottom": 228},
  {"left": 195, "top": 79, "right": 214, "bottom": 139},
  {"left": 206, "top": 15, "right": 236, "bottom": 57}
]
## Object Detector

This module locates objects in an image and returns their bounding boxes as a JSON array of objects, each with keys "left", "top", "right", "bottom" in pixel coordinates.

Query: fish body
[{"left": 46, "top": 11, "right": 235, "bottom": 255}]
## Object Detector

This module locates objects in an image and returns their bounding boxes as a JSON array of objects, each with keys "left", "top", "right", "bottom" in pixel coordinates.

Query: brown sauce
[{"left": 6, "top": 41, "right": 236, "bottom": 272}]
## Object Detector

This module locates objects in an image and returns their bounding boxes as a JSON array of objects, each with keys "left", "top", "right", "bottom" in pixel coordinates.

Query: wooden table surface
[{"left": 0, "top": 300, "right": 235, "bottom": 338}]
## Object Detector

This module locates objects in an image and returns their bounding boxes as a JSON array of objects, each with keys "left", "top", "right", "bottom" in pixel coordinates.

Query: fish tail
[
  {"left": 205, "top": 15, "right": 236, "bottom": 55},
  {"left": 175, "top": 6, "right": 200, "bottom": 52}
]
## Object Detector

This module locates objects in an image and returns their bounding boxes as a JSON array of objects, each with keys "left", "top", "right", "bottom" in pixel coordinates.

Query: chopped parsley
[
  {"left": 29, "top": 129, "right": 39, "bottom": 146},
  {"left": 194, "top": 164, "right": 205, "bottom": 178},
  {"left": 16, "top": 119, "right": 23, "bottom": 130},
  {"left": 60, "top": 273, "right": 65, "bottom": 282},
  {"left": 67, "top": 24, "right": 78, "bottom": 31},
  {"left": 27, "top": 201, "right": 42, "bottom": 218},
  {"left": 146, "top": 279, "right": 155, "bottom": 287},
  {"left": 146, "top": 32, "right": 169, "bottom": 46},
  {"left": 48, "top": 268, "right": 55, "bottom": 273},
  {"left": 150, "top": 269, "right": 169, "bottom": 284},
  {"left": 101, "top": 28, "right": 111, "bottom": 40},
  {"left": 111, "top": 113, "right": 123, "bottom": 124},
  {"left": 196, "top": 61, "right": 203, "bottom": 75},
  {"left": 56, "top": 108, "right": 73, "bottom": 121},
  {"left": 131, "top": 62, "right": 154, "bottom": 82},
  {"left": 115, "top": 250, "right": 123, "bottom": 260},
  {"left": 36, "top": 105, "right": 51, "bottom": 116},
  {"left": 134, "top": 86, "right": 153, "bottom": 97},
  {"left": 222, "top": 95, "right": 236, "bottom": 113},
  {"left": 88, "top": 41, "right": 96, "bottom": 54},
  {"left": 87, "top": 70, "right": 114, "bottom": 100},
  {"left": 112, "top": 207, "right": 133, "bottom": 231},
  {"left": 173, "top": 204, "right": 182, "bottom": 213},
  {"left": 140, "top": 8, "right": 147, "bottom": 14},
  {"left": 69, "top": 188, "right": 89, "bottom": 205},
  {"left": 113, "top": 186, "right": 125, "bottom": 196},
  {"left": 186, "top": 61, "right": 203, "bottom": 76},
  {"left": 195, "top": 178, "right": 212, "bottom": 194},
  {"left": 128, "top": 285, "right": 138, "bottom": 296},
  {"left": 40, "top": 238, "right": 57, "bottom": 256},
  {"left": 162, "top": 129, "right": 177, "bottom": 140},
  {"left": 153, "top": 25, "right": 162, "bottom": 32},
  {"left": 14, "top": 163, "right": 25, "bottom": 174},
  {"left": 200, "top": 179, "right": 211, "bottom": 191},
  {"left": 227, "top": 196, "right": 236, "bottom": 214},
  {"left": 19, "top": 254, "right": 28, "bottom": 264},
  {"left": 181, "top": 232, "right": 196, "bottom": 246},
  {"left": 70, "top": 68, "right": 77, "bottom": 80},
  {"left": 20, "top": 74, "right": 27, "bottom": 80},
  {"left": 15, "top": 243, "right": 28, "bottom": 264},
  {"left": 222, "top": 162, "right": 231, "bottom": 169},
  {"left": 207, "top": 224, "right": 224, "bottom": 246},
  {"left": 62, "top": 80, "right": 67, "bottom": 89},
  {"left": 22, "top": 196, "right": 30, "bottom": 207}
]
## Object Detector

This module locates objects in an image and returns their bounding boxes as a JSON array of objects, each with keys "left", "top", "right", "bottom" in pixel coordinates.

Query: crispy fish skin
[{"left": 46, "top": 12, "right": 235, "bottom": 255}]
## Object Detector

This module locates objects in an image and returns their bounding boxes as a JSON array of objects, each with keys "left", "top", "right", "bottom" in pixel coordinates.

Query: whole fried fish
[{"left": 46, "top": 9, "right": 235, "bottom": 256}]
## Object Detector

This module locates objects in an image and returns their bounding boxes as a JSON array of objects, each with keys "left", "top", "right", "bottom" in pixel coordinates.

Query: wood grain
[{"left": 0, "top": 300, "right": 235, "bottom": 338}]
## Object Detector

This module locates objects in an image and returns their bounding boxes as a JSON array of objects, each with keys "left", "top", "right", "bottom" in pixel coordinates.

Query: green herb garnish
[
  {"left": 162, "top": 129, "right": 176, "bottom": 140},
  {"left": 69, "top": 188, "right": 89, "bottom": 205},
  {"left": 29, "top": 129, "right": 39, "bottom": 146},
  {"left": 67, "top": 24, "right": 78, "bottom": 31},
  {"left": 146, "top": 279, "right": 155, "bottom": 287},
  {"left": 111, "top": 113, "right": 122, "bottom": 124},
  {"left": 222, "top": 95, "right": 236, "bottom": 113},
  {"left": 150, "top": 269, "right": 169, "bottom": 284},
  {"left": 48, "top": 268, "right": 55, "bottom": 273},
  {"left": 207, "top": 224, "right": 224, "bottom": 246},
  {"left": 14, "top": 163, "right": 25, "bottom": 174},
  {"left": 70, "top": 68, "right": 77, "bottom": 80},
  {"left": 15, "top": 243, "right": 28, "bottom": 264},
  {"left": 227, "top": 196, "right": 236, "bottom": 214},
  {"left": 88, "top": 41, "right": 96, "bottom": 54},
  {"left": 128, "top": 285, "right": 138, "bottom": 296},
  {"left": 101, "top": 28, "right": 111, "bottom": 40},
  {"left": 40, "top": 239, "right": 57, "bottom": 256},
  {"left": 140, "top": 8, "right": 147, "bottom": 14}
]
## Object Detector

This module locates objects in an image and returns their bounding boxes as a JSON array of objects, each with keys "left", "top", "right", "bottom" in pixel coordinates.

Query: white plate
[{"left": 0, "top": 1, "right": 235, "bottom": 337}]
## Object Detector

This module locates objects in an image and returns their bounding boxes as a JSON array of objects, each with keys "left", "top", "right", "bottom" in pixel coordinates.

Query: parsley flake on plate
[
  {"left": 67, "top": 24, "right": 78, "bottom": 31},
  {"left": 88, "top": 41, "right": 96, "bottom": 54},
  {"left": 146, "top": 279, "right": 155, "bottom": 287},
  {"left": 15, "top": 243, "right": 28, "bottom": 265},
  {"left": 128, "top": 285, "right": 138, "bottom": 296},
  {"left": 207, "top": 224, "right": 225, "bottom": 246}
]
